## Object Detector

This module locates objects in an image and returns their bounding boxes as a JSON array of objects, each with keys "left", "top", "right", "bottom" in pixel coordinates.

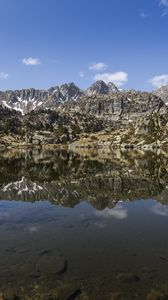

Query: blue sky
[{"left": 0, "top": 0, "right": 168, "bottom": 91}]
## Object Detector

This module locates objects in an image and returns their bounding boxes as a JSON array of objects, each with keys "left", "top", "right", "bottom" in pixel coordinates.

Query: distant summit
[
  {"left": 86, "top": 80, "right": 119, "bottom": 96},
  {"left": 0, "top": 81, "right": 119, "bottom": 114},
  {"left": 0, "top": 80, "right": 168, "bottom": 150},
  {"left": 0, "top": 80, "right": 167, "bottom": 116}
]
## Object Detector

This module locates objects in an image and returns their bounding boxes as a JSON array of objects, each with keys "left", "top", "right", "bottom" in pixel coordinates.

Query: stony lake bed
[{"left": 0, "top": 149, "right": 168, "bottom": 299}]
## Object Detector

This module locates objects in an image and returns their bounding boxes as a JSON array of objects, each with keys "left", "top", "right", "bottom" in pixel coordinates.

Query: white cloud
[
  {"left": 149, "top": 74, "right": 168, "bottom": 88},
  {"left": 93, "top": 71, "right": 128, "bottom": 87},
  {"left": 22, "top": 57, "right": 41, "bottom": 66},
  {"left": 0, "top": 72, "right": 9, "bottom": 80},
  {"left": 159, "top": 0, "right": 168, "bottom": 15},
  {"left": 89, "top": 62, "right": 107, "bottom": 71},
  {"left": 160, "top": 0, "right": 168, "bottom": 7},
  {"left": 79, "top": 71, "right": 85, "bottom": 78}
]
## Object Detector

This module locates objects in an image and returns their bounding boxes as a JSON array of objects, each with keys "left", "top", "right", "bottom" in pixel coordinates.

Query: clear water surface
[{"left": 0, "top": 149, "right": 168, "bottom": 300}]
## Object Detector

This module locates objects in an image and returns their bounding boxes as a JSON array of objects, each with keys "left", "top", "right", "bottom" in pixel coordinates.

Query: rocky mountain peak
[
  {"left": 0, "top": 81, "right": 166, "bottom": 117},
  {"left": 0, "top": 82, "right": 85, "bottom": 115},
  {"left": 86, "top": 81, "right": 119, "bottom": 96},
  {"left": 58, "top": 82, "right": 84, "bottom": 101},
  {"left": 86, "top": 80, "right": 109, "bottom": 96}
]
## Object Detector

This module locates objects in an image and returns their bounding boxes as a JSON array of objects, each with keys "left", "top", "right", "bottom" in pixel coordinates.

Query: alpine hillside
[{"left": 0, "top": 80, "right": 168, "bottom": 150}]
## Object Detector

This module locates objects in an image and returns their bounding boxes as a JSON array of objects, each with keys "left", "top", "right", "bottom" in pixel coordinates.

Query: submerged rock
[
  {"left": 36, "top": 250, "right": 67, "bottom": 276},
  {"left": 116, "top": 272, "right": 140, "bottom": 283}
]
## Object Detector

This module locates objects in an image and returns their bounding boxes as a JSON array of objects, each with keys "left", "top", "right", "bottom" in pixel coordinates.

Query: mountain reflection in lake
[{"left": 1, "top": 149, "right": 168, "bottom": 299}]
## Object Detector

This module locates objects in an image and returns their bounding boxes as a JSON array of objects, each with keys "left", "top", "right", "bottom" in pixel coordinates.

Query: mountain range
[
  {"left": 0, "top": 80, "right": 166, "bottom": 115},
  {"left": 0, "top": 81, "right": 120, "bottom": 115},
  {"left": 0, "top": 80, "right": 168, "bottom": 149}
]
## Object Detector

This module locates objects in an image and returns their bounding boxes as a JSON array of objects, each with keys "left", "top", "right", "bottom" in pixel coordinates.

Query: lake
[{"left": 0, "top": 148, "right": 168, "bottom": 300}]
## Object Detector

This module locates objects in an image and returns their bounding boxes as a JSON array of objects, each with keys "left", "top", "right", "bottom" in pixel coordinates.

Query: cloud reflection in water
[
  {"left": 95, "top": 205, "right": 128, "bottom": 220},
  {"left": 151, "top": 203, "right": 168, "bottom": 217}
]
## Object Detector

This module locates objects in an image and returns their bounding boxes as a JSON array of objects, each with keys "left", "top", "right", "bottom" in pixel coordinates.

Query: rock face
[
  {"left": 0, "top": 81, "right": 119, "bottom": 115},
  {"left": 0, "top": 81, "right": 168, "bottom": 148},
  {"left": 106, "top": 113, "right": 168, "bottom": 149},
  {"left": 0, "top": 82, "right": 84, "bottom": 114},
  {"left": 154, "top": 85, "right": 168, "bottom": 106},
  {"left": 0, "top": 81, "right": 118, "bottom": 115},
  {"left": 0, "top": 80, "right": 166, "bottom": 121},
  {"left": 64, "top": 90, "right": 166, "bottom": 122},
  {"left": 86, "top": 80, "right": 119, "bottom": 96}
]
